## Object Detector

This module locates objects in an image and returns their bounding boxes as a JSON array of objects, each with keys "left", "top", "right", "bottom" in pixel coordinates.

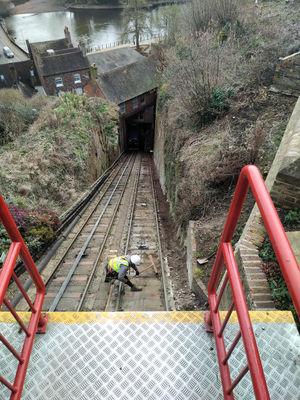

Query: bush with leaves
[
  {"left": 0, "top": 90, "right": 41, "bottom": 145},
  {"left": 0, "top": 203, "right": 61, "bottom": 268}
]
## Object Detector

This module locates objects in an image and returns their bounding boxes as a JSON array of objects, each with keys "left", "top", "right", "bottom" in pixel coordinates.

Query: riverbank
[
  {"left": 11, "top": 0, "right": 66, "bottom": 15},
  {"left": 11, "top": 0, "right": 184, "bottom": 15}
]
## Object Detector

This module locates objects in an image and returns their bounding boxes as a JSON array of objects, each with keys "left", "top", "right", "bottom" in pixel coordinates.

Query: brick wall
[
  {"left": 43, "top": 69, "right": 90, "bottom": 96},
  {"left": 122, "top": 91, "right": 156, "bottom": 118}
]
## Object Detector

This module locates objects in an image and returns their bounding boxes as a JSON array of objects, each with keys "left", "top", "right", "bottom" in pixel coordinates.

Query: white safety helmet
[{"left": 130, "top": 254, "right": 141, "bottom": 265}]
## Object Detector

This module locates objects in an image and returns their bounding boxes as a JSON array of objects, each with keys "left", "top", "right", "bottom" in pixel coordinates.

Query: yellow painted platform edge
[{"left": 0, "top": 311, "right": 295, "bottom": 324}]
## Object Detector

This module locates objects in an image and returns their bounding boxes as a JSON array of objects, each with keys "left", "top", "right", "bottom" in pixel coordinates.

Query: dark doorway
[{"left": 125, "top": 110, "right": 154, "bottom": 152}]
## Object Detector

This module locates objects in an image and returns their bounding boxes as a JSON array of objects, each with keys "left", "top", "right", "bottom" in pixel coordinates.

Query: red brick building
[
  {"left": 27, "top": 28, "right": 90, "bottom": 96},
  {"left": 84, "top": 47, "right": 158, "bottom": 151}
]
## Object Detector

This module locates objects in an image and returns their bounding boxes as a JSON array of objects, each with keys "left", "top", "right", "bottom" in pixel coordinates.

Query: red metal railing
[
  {"left": 0, "top": 195, "right": 48, "bottom": 400},
  {"left": 206, "top": 165, "right": 300, "bottom": 399}
]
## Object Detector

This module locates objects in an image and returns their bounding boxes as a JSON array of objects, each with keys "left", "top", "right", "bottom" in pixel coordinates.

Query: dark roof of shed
[
  {"left": 40, "top": 51, "right": 90, "bottom": 76},
  {"left": 29, "top": 38, "right": 71, "bottom": 54},
  {"left": 0, "top": 60, "right": 34, "bottom": 88},
  {"left": 0, "top": 64, "right": 15, "bottom": 88},
  {"left": 0, "top": 61, "right": 36, "bottom": 96},
  {"left": 97, "top": 57, "right": 158, "bottom": 104},
  {"left": 87, "top": 47, "right": 144, "bottom": 74}
]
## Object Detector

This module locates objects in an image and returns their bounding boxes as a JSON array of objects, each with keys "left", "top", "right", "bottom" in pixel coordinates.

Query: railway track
[{"left": 18, "top": 153, "right": 170, "bottom": 312}]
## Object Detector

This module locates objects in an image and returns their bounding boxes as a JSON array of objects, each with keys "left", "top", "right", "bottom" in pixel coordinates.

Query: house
[
  {"left": 84, "top": 47, "right": 159, "bottom": 151},
  {"left": 0, "top": 60, "right": 36, "bottom": 96},
  {"left": 27, "top": 27, "right": 90, "bottom": 96}
]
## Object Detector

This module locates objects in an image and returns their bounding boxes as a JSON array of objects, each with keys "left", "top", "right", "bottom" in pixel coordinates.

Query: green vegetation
[
  {"left": 260, "top": 209, "right": 300, "bottom": 327},
  {"left": 155, "top": 0, "right": 299, "bottom": 229},
  {"left": 195, "top": 268, "right": 203, "bottom": 278},
  {"left": 0, "top": 90, "right": 119, "bottom": 213},
  {"left": 0, "top": 91, "right": 119, "bottom": 261},
  {"left": 0, "top": 204, "right": 60, "bottom": 268}
]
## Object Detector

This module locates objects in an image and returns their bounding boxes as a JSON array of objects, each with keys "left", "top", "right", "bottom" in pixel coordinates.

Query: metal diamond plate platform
[{"left": 0, "top": 311, "right": 299, "bottom": 400}]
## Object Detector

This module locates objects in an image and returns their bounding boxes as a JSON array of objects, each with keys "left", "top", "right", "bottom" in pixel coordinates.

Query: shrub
[
  {"left": 0, "top": 203, "right": 61, "bottom": 268},
  {"left": 185, "top": 0, "right": 242, "bottom": 34},
  {"left": 0, "top": 90, "right": 39, "bottom": 145}
]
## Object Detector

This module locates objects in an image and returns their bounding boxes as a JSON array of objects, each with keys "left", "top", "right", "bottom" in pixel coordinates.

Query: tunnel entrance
[{"left": 123, "top": 104, "right": 155, "bottom": 152}]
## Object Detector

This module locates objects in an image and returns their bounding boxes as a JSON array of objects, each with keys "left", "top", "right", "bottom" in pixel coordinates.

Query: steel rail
[
  {"left": 41, "top": 154, "right": 130, "bottom": 292},
  {"left": 149, "top": 154, "right": 169, "bottom": 311},
  {"left": 114, "top": 153, "right": 142, "bottom": 312},
  {"left": 48, "top": 154, "right": 134, "bottom": 311},
  {"left": 11, "top": 154, "right": 129, "bottom": 309},
  {"left": 113, "top": 153, "right": 169, "bottom": 312},
  {"left": 77, "top": 153, "right": 137, "bottom": 311},
  {"left": 57, "top": 153, "right": 126, "bottom": 235}
]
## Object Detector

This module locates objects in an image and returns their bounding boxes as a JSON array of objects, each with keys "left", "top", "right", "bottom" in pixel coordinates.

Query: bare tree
[
  {"left": 121, "top": 0, "right": 150, "bottom": 51},
  {"left": 0, "top": 0, "right": 11, "bottom": 17}
]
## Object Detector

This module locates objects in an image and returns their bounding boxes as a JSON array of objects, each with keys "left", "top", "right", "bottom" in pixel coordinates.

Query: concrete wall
[{"left": 185, "top": 221, "right": 208, "bottom": 304}]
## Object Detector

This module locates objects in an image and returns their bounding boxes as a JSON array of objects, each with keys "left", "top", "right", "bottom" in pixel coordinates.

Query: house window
[
  {"left": 74, "top": 74, "right": 81, "bottom": 84},
  {"left": 140, "top": 94, "right": 145, "bottom": 104},
  {"left": 55, "top": 77, "right": 63, "bottom": 87},
  {"left": 75, "top": 87, "right": 83, "bottom": 95},
  {"left": 120, "top": 102, "right": 126, "bottom": 114},
  {"left": 132, "top": 97, "right": 138, "bottom": 109}
]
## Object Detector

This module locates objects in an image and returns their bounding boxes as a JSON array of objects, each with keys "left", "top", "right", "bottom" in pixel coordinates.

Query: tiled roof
[
  {"left": 97, "top": 57, "right": 158, "bottom": 104},
  {"left": 0, "top": 60, "right": 35, "bottom": 92},
  {"left": 40, "top": 51, "right": 90, "bottom": 76},
  {"left": 29, "top": 39, "right": 71, "bottom": 55},
  {"left": 87, "top": 47, "right": 144, "bottom": 74}
]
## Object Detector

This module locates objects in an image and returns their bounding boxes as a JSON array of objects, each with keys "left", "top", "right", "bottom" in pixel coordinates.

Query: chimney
[
  {"left": 78, "top": 41, "right": 86, "bottom": 57},
  {"left": 64, "top": 26, "right": 71, "bottom": 46},
  {"left": 90, "top": 63, "right": 98, "bottom": 81}
]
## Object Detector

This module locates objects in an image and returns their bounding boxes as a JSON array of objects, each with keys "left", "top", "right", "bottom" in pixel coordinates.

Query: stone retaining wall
[{"left": 271, "top": 52, "right": 300, "bottom": 97}]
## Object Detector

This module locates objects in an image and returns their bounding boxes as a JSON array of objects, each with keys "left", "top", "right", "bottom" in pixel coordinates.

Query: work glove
[{"left": 135, "top": 270, "right": 140, "bottom": 276}]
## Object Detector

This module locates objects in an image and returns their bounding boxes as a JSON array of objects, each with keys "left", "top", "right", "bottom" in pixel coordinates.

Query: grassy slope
[{"left": 0, "top": 91, "right": 119, "bottom": 214}]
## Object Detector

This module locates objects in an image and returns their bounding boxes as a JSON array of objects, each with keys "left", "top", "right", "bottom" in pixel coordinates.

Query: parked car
[{"left": 3, "top": 46, "right": 14, "bottom": 58}]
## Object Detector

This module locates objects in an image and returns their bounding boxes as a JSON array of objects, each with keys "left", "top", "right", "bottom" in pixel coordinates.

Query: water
[{"left": 5, "top": 8, "right": 163, "bottom": 52}]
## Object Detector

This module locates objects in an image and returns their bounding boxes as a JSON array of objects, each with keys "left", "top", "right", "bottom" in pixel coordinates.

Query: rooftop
[
  {"left": 87, "top": 47, "right": 144, "bottom": 74},
  {"left": 28, "top": 38, "right": 72, "bottom": 55},
  {"left": 97, "top": 56, "right": 158, "bottom": 104},
  {"left": 40, "top": 51, "right": 90, "bottom": 77}
]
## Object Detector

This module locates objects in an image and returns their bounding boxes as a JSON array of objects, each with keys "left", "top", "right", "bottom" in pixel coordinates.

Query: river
[{"left": 5, "top": 8, "right": 165, "bottom": 53}]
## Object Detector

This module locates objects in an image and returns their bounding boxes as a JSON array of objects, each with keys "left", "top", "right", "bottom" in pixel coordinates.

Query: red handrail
[
  {"left": 206, "top": 165, "right": 300, "bottom": 399},
  {"left": 0, "top": 195, "right": 48, "bottom": 400}
]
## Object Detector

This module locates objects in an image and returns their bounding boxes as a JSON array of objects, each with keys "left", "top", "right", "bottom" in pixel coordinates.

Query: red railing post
[
  {"left": 0, "top": 194, "right": 48, "bottom": 400},
  {"left": 206, "top": 165, "right": 300, "bottom": 399}
]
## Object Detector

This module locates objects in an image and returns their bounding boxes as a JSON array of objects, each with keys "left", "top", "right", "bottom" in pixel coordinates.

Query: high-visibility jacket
[{"left": 108, "top": 256, "right": 129, "bottom": 273}]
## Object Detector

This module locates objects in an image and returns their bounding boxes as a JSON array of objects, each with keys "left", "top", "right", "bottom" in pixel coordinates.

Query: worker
[{"left": 105, "top": 254, "right": 142, "bottom": 291}]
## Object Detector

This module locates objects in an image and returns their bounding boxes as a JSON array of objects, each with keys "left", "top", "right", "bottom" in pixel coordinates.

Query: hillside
[
  {"left": 152, "top": 0, "right": 300, "bottom": 288},
  {"left": 0, "top": 91, "right": 119, "bottom": 214},
  {"left": 155, "top": 0, "right": 299, "bottom": 227}
]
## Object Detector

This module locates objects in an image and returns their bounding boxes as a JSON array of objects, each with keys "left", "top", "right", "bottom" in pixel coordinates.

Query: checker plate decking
[{"left": 0, "top": 311, "right": 299, "bottom": 399}]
